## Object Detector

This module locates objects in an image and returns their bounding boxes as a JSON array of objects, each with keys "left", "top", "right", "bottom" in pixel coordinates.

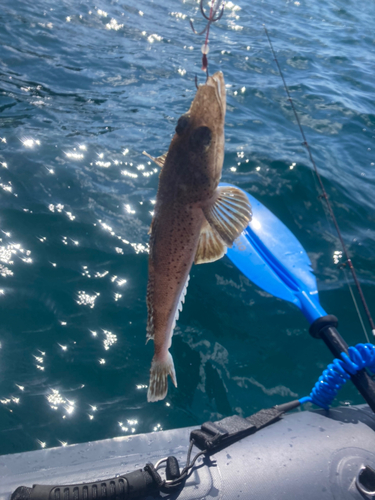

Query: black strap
[{"left": 190, "top": 407, "right": 285, "bottom": 451}]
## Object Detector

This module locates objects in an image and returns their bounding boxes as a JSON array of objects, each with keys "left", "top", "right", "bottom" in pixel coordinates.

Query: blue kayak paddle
[{"left": 221, "top": 183, "right": 375, "bottom": 412}]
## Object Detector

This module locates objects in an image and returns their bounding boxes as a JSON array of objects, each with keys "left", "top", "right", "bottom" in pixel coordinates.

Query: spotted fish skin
[{"left": 146, "top": 72, "right": 252, "bottom": 402}]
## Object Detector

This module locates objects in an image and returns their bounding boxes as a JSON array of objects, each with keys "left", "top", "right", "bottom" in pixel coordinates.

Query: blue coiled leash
[{"left": 299, "top": 343, "right": 375, "bottom": 410}]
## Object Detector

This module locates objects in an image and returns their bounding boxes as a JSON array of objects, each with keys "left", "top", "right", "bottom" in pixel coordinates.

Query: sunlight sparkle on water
[
  {"left": 77, "top": 291, "right": 100, "bottom": 308},
  {"left": 95, "top": 270, "right": 109, "bottom": 278},
  {"left": 0, "top": 181, "right": 12, "bottom": 193},
  {"left": 124, "top": 204, "right": 135, "bottom": 214},
  {"left": 147, "top": 34, "right": 163, "bottom": 43},
  {"left": 49, "top": 203, "right": 64, "bottom": 213},
  {"left": 0, "top": 242, "right": 32, "bottom": 277},
  {"left": 121, "top": 170, "right": 138, "bottom": 178},
  {"left": 106, "top": 19, "right": 124, "bottom": 30},
  {"left": 333, "top": 250, "right": 343, "bottom": 265},
  {"left": 22, "top": 138, "right": 40, "bottom": 148},
  {"left": 96, "top": 161, "right": 111, "bottom": 168},
  {"left": 47, "top": 389, "right": 64, "bottom": 407},
  {"left": 225, "top": 1, "right": 241, "bottom": 11},
  {"left": 65, "top": 151, "right": 84, "bottom": 160},
  {"left": 131, "top": 243, "right": 149, "bottom": 254},
  {"left": 103, "top": 330, "right": 117, "bottom": 350},
  {"left": 66, "top": 212, "right": 76, "bottom": 221},
  {"left": 171, "top": 12, "right": 187, "bottom": 19}
]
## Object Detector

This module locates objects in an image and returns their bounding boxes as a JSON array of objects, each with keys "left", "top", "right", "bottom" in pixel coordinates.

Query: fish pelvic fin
[
  {"left": 142, "top": 151, "right": 167, "bottom": 168},
  {"left": 195, "top": 218, "right": 227, "bottom": 264},
  {"left": 147, "top": 352, "right": 177, "bottom": 402},
  {"left": 202, "top": 186, "right": 252, "bottom": 247}
]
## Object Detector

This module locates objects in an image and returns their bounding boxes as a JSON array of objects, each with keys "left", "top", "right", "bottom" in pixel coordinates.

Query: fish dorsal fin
[
  {"left": 195, "top": 218, "right": 227, "bottom": 264},
  {"left": 202, "top": 186, "right": 252, "bottom": 247},
  {"left": 142, "top": 151, "right": 167, "bottom": 168}
]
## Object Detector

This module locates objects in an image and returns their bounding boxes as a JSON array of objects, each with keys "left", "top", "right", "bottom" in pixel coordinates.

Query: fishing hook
[
  {"left": 194, "top": 67, "right": 209, "bottom": 89},
  {"left": 190, "top": 0, "right": 225, "bottom": 36}
]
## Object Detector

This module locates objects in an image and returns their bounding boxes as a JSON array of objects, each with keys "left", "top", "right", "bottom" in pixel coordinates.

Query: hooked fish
[{"left": 144, "top": 72, "right": 252, "bottom": 402}]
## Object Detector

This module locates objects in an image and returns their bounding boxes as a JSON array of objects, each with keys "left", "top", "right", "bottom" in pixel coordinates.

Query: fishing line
[
  {"left": 343, "top": 268, "right": 369, "bottom": 343},
  {"left": 263, "top": 25, "right": 375, "bottom": 337}
]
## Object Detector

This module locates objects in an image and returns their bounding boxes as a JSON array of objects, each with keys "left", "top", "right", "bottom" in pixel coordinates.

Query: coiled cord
[{"left": 299, "top": 343, "right": 375, "bottom": 410}]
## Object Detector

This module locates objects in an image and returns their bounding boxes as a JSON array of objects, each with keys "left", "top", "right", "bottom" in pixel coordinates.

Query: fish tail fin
[{"left": 147, "top": 352, "right": 177, "bottom": 402}]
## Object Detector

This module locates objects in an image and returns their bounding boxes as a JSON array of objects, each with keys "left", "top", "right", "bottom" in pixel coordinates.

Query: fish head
[{"left": 166, "top": 71, "right": 226, "bottom": 200}]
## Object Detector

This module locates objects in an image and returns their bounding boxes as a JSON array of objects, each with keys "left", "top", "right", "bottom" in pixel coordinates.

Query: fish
[{"left": 144, "top": 71, "right": 252, "bottom": 402}]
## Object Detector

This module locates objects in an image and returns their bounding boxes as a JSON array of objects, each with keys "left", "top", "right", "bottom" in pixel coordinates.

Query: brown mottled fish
[{"left": 143, "top": 72, "right": 252, "bottom": 402}]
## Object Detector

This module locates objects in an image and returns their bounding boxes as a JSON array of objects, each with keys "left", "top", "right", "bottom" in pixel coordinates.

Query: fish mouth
[{"left": 205, "top": 71, "right": 226, "bottom": 117}]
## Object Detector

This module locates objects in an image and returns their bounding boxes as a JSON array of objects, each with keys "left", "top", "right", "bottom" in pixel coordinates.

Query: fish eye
[
  {"left": 175, "top": 115, "right": 190, "bottom": 135},
  {"left": 189, "top": 126, "right": 212, "bottom": 151}
]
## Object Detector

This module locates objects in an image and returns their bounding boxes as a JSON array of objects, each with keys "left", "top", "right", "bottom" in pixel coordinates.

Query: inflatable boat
[
  {"left": 2, "top": 403, "right": 375, "bottom": 500},
  {"left": 2, "top": 186, "right": 375, "bottom": 500}
]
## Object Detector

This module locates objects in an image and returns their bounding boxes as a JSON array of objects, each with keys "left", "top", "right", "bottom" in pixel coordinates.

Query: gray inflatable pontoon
[{"left": 1, "top": 404, "right": 375, "bottom": 500}]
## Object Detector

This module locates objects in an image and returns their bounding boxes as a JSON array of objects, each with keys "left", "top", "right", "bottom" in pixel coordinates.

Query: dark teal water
[{"left": 0, "top": 0, "right": 374, "bottom": 455}]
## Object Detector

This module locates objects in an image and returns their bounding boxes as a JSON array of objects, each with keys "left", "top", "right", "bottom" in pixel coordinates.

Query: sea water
[{"left": 0, "top": 0, "right": 374, "bottom": 455}]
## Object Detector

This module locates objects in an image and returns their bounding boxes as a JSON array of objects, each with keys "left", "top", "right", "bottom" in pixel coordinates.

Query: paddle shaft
[{"left": 310, "top": 316, "right": 375, "bottom": 413}]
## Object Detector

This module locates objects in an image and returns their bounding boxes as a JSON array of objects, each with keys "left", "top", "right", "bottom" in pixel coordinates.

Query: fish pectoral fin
[
  {"left": 195, "top": 218, "right": 227, "bottom": 264},
  {"left": 142, "top": 151, "right": 167, "bottom": 168},
  {"left": 202, "top": 186, "right": 252, "bottom": 247}
]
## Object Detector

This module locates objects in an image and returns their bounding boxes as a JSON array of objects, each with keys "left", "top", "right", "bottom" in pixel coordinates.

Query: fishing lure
[{"left": 190, "top": 0, "right": 225, "bottom": 73}]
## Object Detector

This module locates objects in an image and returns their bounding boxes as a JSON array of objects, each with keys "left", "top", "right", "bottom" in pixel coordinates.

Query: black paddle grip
[
  {"left": 11, "top": 467, "right": 161, "bottom": 500},
  {"left": 310, "top": 315, "right": 375, "bottom": 413}
]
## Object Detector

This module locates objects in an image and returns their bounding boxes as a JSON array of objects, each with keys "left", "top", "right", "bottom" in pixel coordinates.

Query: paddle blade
[{"left": 221, "top": 184, "right": 326, "bottom": 323}]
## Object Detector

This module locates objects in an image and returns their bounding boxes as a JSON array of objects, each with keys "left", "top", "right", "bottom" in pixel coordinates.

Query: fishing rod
[{"left": 263, "top": 26, "right": 375, "bottom": 337}]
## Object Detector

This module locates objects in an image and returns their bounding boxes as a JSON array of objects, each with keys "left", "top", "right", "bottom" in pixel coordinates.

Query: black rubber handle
[
  {"left": 310, "top": 315, "right": 375, "bottom": 413},
  {"left": 11, "top": 467, "right": 160, "bottom": 500}
]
